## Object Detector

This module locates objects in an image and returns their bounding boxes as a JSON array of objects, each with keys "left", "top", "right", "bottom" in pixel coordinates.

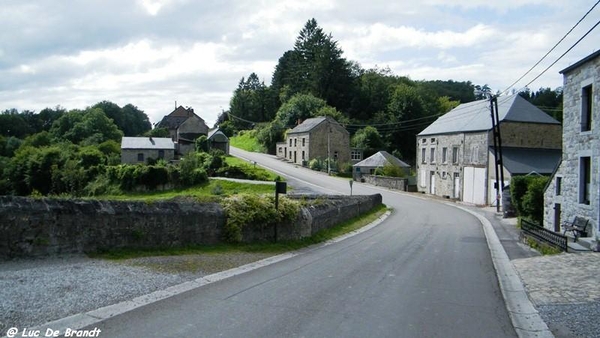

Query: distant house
[
  {"left": 276, "top": 116, "right": 350, "bottom": 166},
  {"left": 156, "top": 106, "right": 209, "bottom": 156},
  {"left": 353, "top": 151, "right": 410, "bottom": 179},
  {"left": 543, "top": 50, "right": 599, "bottom": 238},
  {"left": 417, "top": 94, "right": 562, "bottom": 205},
  {"left": 208, "top": 128, "right": 230, "bottom": 155},
  {"left": 121, "top": 137, "right": 175, "bottom": 164}
]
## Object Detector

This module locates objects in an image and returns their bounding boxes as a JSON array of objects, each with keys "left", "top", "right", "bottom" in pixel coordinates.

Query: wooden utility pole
[{"left": 490, "top": 96, "right": 505, "bottom": 213}]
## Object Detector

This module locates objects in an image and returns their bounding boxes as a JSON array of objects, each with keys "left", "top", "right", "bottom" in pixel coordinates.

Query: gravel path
[{"left": 0, "top": 252, "right": 274, "bottom": 333}]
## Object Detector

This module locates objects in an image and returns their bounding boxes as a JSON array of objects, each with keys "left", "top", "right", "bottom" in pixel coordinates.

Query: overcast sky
[{"left": 1, "top": 0, "right": 598, "bottom": 127}]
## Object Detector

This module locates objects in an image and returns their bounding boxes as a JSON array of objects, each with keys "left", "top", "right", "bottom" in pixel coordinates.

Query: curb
[
  {"left": 9, "top": 211, "right": 391, "bottom": 337},
  {"left": 453, "top": 205, "right": 554, "bottom": 338}
]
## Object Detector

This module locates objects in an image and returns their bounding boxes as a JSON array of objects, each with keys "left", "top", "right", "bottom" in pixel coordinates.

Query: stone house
[
  {"left": 543, "top": 50, "right": 599, "bottom": 239},
  {"left": 121, "top": 137, "right": 175, "bottom": 164},
  {"left": 276, "top": 116, "right": 350, "bottom": 166},
  {"left": 417, "top": 94, "right": 561, "bottom": 205},
  {"left": 353, "top": 151, "right": 411, "bottom": 180},
  {"left": 156, "top": 105, "right": 209, "bottom": 156}
]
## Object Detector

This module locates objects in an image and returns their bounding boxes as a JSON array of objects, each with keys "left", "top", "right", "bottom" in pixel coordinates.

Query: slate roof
[
  {"left": 157, "top": 106, "right": 204, "bottom": 129},
  {"left": 208, "top": 129, "right": 228, "bottom": 141},
  {"left": 121, "top": 137, "right": 175, "bottom": 150},
  {"left": 353, "top": 151, "right": 411, "bottom": 168},
  {"left": 288, "top": 116, "right": 347, "bottom": 135},
  {"left": 496, "top": 147, "right": 561, "bottom": 175},
  {"left": 560, "top": 50, "right": 600, "bottom": 74},
  {"left": 418, "top": 94, "right": 560, "bottom": 136}
]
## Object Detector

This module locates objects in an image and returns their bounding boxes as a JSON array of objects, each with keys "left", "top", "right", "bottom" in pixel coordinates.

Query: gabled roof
[
  {"left": 418, "top": 94, "right": 559, "bottom": 136},
  {"left": 157, "top": 106, "right": 204, "bottom": 129},
  {"left": 496, "top": 147, "right": 561, "bottom": 175},
  {"left": 288, "top": 116, "right": 347, "bottom": 135},
  {"left": 208, "top": 128, "right": 228, "bottom": 141},
  {"left": 121, "top": 137, "right": 175, "bottom": 150},
  {"left": 353, "top": 151, "right": 411, "bottom": 168}
]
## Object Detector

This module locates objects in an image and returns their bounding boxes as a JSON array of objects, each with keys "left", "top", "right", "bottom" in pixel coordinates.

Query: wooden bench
[{"left": 562, "top": 216, "right": 590, "bottom": 241}]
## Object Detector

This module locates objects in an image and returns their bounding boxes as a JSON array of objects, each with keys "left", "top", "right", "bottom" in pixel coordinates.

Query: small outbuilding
[
  {"left": 353, "top": 151, "right": 411, "bottom": 180},
  {"left": 208, "top": 129, "right": 230, "bottom": 155},
  {"left": 121, "top": 137, "right": 176, "bottom": 164}
]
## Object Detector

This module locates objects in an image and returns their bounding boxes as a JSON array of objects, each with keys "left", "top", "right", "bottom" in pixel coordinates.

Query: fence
[{"left": 521, "top": 219, "right": 568, "bottom": 252}]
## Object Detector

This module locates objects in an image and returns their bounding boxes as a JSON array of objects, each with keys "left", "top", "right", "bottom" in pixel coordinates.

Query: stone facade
[
  {"left": 281, "top": 117, "right": 350, "bottom": 166},
  {"left": 121, "top": 148, "right": 175, "bottom": 164},
  {"left": 544, "top": 51, "right": 600, "bottom": 238},
  {"left": 0, "top": 194, "right": 382, "bottom": 259},
  {"left": 417, "top": 123, "right": 561, "bottom": 204}
]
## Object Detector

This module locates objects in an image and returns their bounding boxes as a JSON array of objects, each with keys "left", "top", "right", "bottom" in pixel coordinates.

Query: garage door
[{"left": 463, "top": 167, "right": 486, "bottom": 205}]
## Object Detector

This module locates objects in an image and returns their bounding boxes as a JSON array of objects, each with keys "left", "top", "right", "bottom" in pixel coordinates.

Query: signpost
[
  {"left": 274, "top": 181, "right": 287, "bottom": 242},
  {"left": 349, "top": 179, "right": 353, "bottom": 196}
]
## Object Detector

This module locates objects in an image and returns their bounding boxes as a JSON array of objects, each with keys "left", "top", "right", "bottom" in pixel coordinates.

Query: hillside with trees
[{"left": 221, "top": 18, "right": 563, "bottom": 165}]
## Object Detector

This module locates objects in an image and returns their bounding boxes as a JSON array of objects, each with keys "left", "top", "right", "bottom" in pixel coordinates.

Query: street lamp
[{"left": 327, "top": 120, "right": 331, "bottom": 175}]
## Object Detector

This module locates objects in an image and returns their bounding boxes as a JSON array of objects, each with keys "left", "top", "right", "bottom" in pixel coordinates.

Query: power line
[
  {"left": 521, "top": 19, "right": 600, "bottom": 91},
  {"left": 501, "top": 0, "right": 600, "bottom": 95}
]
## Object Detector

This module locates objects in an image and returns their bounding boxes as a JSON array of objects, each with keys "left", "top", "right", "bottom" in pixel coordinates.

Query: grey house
[
  {"left": 156, "top": 105, "right": 209, "bottom": 156},
  {"left": 543, "top": 50, "right": 600, "bottom": 239},
  {"left": 121, "top": 137, "right": 176, "bottom": 164},
  {"left": 417, "top": 94, "right": 561, "bottom": 205},
  {"left": 276, "top": 116, "right": 350, "bottom": 166},
  {"left": 353, "top": 151, "right": 410, "bottom": 179}
]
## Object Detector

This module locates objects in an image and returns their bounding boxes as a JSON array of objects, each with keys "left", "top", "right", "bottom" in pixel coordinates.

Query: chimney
[
  {"left": 149, "top": 136, "right": 154, "bottom": 144},
  {"left": 175, "top": 101, "right": 177, "bottom": 110},
  {"left": 297, "top": 118, "right": 303, "bottom": 125}
]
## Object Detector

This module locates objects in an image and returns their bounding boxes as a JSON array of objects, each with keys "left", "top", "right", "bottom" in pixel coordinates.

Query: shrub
[
  {"left": 510, "top": 176, "right": 530, "bottom": 216},
  {"left": 309, "top": 158, "right": 324, "bottom": 171},
  {"left": 522, "top": 176, "right": 549, "bottom": 224},
  {"left": 221, "top": 194, "right": 300, "bottom": 243}
]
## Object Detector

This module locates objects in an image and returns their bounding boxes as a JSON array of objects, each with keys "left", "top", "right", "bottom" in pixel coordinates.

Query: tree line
[{"left": 221, "top": 18, "right": 563, "bottom": 163}]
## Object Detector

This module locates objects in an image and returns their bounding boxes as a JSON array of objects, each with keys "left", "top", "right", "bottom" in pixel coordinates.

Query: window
[
  {"left": 430, "top": 148, "right": 436, "bottom": 163},
  {"left": 582, "top": 84, "right": 593, "bottom": 132},
  {"left": 452, "top": 146, "right": 459, "bottom": 164},
  {"left": 302, "top": 138, "right": 306, "bottom": 147},
  {"left": 158, "top": 150, "right": 165, "bottom": 159},
  {"left": 422, "top": 138, "right": 427, "bottom": 144},
  {"left": 351, "top": 150, "right": 362, "bottom": 161},
  {"left": 137, "top": 153, "right": 144, "bottom": 162},
  {"left": 556, "top": 177, "right": 562, "bottom": 196},
  {"left": 421, "top": 148, "right": 426, "bottom": 163},
  {"left": 579, "top": 157, "right": 591, "bottom": 204},
  {"left": 334, "top": 151, "right": 338, "bottom": 160},
  {"left": 289, "top": 151, "right": 292, "bottom": 159},
  {"left": 470, "top": 145, "right": 479, "bottom": 163},
  {"left": 442, "top": 147, "right": 447, "bottom": 163},
  {"left": 289, "top": 139, "right": 292, "bottom": 147},
  {"left": 302, "top": 151, "right": 305, "bottom": 160},
  {"left": 294, "top": 138, "right": 297, "bottom": 147},
  {"left": 430, "top": 138, "right": 436, "bottom": 143}
]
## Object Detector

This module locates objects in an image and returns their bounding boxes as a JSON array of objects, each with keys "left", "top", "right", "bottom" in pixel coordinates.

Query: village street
[{"left": 85, "top": 147, "right": 518, "bottom": 338}]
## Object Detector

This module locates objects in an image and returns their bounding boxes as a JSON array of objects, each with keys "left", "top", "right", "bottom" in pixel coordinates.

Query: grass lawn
[
  {"left": 224, "top": 155, "right": 282, "bottom": 181},
  {"left": 94, "top": 179, "right": 275, "bottom": 202},
  {"left": 230, "top": 130, "right": 264, "bottom": 153}
]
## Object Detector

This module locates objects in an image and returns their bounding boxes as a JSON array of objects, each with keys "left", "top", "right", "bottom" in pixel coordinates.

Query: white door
[
  {"left": 453, "top": 173, "right": 460, "bottom": 199},
  {"left": 430, "top": 171, "right": 436, "bottom": 195},
  {"left": 463, "top": 167, "right": 486, "bottom": 204}
]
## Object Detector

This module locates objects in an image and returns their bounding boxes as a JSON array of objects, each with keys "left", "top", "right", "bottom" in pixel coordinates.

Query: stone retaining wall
[{"left": 0, "top": 194, "right": 382, "bottom": 259}]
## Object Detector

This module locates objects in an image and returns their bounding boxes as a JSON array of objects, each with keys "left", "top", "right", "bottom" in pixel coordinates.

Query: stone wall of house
[
  {"left": 0, "top": 194, "right": 382, "bottom": 259},
  {"left": 417, "top": 132, "right": 487, "bottom": 199},
  {"left": 543, "top": 55, "right": 599, "bottom": 237},
  {"left": 285, "top": 121, "right": 350, "bottom": 165},
  {"left": 121, "top": 149, "right": 175, "bottom": 164},
  {"left": 496, "top": 122, "right": 562, "bottom": 149}
]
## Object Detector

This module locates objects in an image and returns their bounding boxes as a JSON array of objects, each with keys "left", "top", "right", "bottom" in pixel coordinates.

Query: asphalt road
[{"left": 87, "top": 148, "right": 517, "bottom": 338}]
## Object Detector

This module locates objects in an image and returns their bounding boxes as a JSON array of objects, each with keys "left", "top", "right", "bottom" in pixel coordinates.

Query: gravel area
[
  {"left": 0, "top": 252, "right": 274, "bottom": 333},
  {"left": 537, "top": 302, "right": 600, "bottom": 338}
]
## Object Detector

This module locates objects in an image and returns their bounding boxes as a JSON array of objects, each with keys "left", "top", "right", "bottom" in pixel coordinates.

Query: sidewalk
[{"left": 469, "top": 206, "right": 600, "bottom": 338}]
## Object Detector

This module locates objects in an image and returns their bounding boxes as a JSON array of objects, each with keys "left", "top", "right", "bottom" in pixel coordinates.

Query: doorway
[{"left": 553, "top": 203, "right": 561, "bottom": 232}]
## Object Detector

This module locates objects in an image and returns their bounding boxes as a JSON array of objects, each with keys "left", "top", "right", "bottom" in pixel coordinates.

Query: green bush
[
  {"left": 510, "top": 176, "right": 530, "bottom": 216},
  {"left": 510, "top": 175, "right": 549, "bottom": 224},
  {"left": 309, "top": 158, "right": 324, "bottom": 171},
  {"left": 522, "top": 176, "right": 548, "bottom": 224},
  {"left": 221, "top": 194, "right": 300, "bottom": 243}
]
